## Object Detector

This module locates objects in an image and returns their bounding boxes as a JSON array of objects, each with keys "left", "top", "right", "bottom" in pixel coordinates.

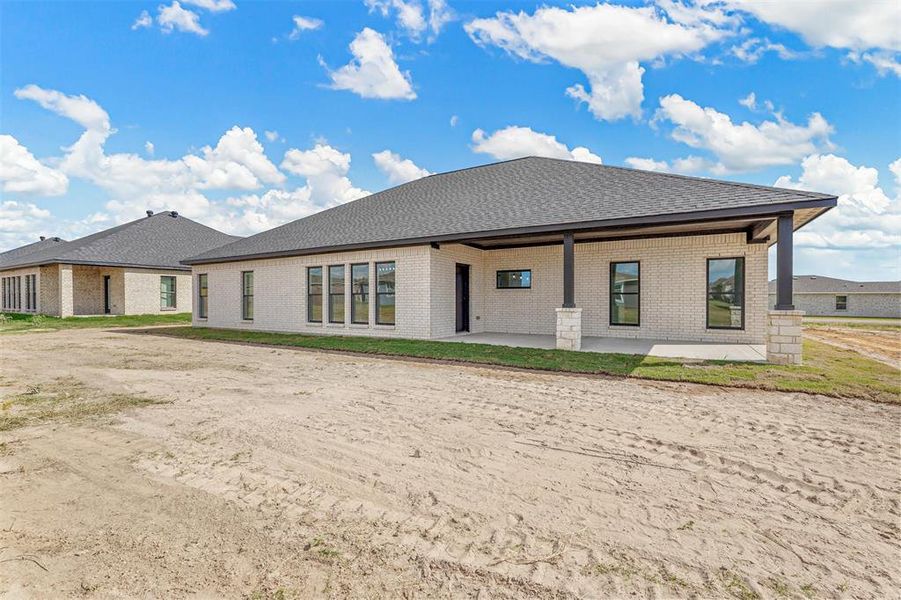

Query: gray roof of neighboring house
[
  {"left": 0, "top": 236, "right": 67, "bottom": 262},
  {"left": 768, "top": 275, "right": 901, "bottom": 294},
  {"left": 185, "top": 156, "right": 836, "bottom": 265},
  {"left": 0, "top": 211, "right": 240, "bottom": 271}
]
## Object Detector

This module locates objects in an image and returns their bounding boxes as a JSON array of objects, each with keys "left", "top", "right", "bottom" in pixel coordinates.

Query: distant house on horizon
[
  {"left": 768, "top": 275, "right": 901, "bottom": 318},
  {"left": 0, "top": 211, "right": 239, "bottom": 317}
]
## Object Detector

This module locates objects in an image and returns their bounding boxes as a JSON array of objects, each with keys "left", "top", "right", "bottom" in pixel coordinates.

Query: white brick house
[
  {"left": 184, "top": 157, "right": 838, "bottom": 364},
  {"left": 0, "top": 211, "right": 237, "bottom": 317},
  {"left": 768, "top": 276, "right": 900, "bottom": 318}
]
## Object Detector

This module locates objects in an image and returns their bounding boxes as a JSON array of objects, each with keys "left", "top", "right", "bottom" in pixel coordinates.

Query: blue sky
[{"left": 1, "top": 0, "right": 899, "bottom": 279}]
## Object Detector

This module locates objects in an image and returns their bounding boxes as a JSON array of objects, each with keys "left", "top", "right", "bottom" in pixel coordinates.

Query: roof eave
[
  {"left": 0, "top": 258, "right": 191, "bottom": 272},
  {"left": 182, "top": 195, "right": 838, "bottom": 266}
]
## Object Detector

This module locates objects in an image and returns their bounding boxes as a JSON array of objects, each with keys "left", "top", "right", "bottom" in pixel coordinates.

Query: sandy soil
[
  {"left": 1, "top": 329, "right": 899, "bottom": 599},
  {"left": 805, "top": 325, "right": 901, "bottom": 367}
]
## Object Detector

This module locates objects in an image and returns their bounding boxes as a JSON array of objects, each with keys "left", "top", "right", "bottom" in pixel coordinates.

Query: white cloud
[
  {"left": 323, "top": 28, "right": 416, "bottom": 100},
  {"left": 449, "top": 114, "right": 458, "bottom": 127},
  {"left": 372, "top": 150, "right": 431, "bottom": 184},
  {"left": 132, "top": 10, "right": 153, "bottom": 30},
  {"left": 725, "top": 0, "right": 900, "bottom": 77},
  {"left": 264, "top": 130, "right": 280, "bottom": 142},
  {"left": 624, "top": 155, "right": 712, "bottom": 175},
  {"left": 427, "top": 0, "right": 454, "bottom": 40},
  {"left": 652, "top": 94, "right": 833, "bottom": 172},
  {"left": 731, "top": 37, "right": 801, "bottom": 64},
  {"left": 0, "top": 201, "right": 54, "bottom": 250},
  {"left": 365, "top": 0, "right": 451, "bottom": 41},
  {"left": 471, "top": 126, "right": 602, "bottom": 164},
  {"left": 14, "top": 84, "right": 111, "bottom": 133},
  {"left": 774, "top": 154, "right": 900, "bottom": 251},
  {"left": 465, "top": 3, "right": 731, "bottom": 121},
  {"left": 289, "top": 15, "right": 323, "bottom": 40},
  {"left": 157, "top": 1, "right": 209, "bottom": 36},
  {"left": 182, "top": 0, "right": 236, "bottom": 12},
  {"left": 281, "top": 143, "right": 370, "bottom": 205},
  {"left": 144, "top": 141, "right": 155, "bottom": 156},
  {"left": 0, "top": 135, "right": 69, "bottom": 196}
]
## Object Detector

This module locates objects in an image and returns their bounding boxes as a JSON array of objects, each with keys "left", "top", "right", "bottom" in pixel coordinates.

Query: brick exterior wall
[
  {"left": 123, "top": 268, "right": 192, "bottom": 315},
  {"left": 768, "top": 292, "right": 901, "bottom": 318},
  {"left": 193, "top": 246, "right": 431, "bottom": 337},
  {"left": 192, "top": 233, "right": 767, "bottom": 344},
  {"left": 0, "top": 267, "right": 42, "bottom": 314}
]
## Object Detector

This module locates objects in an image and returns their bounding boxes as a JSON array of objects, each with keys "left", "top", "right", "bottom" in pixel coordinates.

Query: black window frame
[
  {"left": 307, "top": 266, "right": 323, "bottom": 323},
  {"left": 609, "top": 261, "right": 640, "bottom": 327},
  {"left": 350, "top": 263, "right": 369, "bottom": 325},
  {"left": 375, "top": 261, "right": 396, "bottom": 326},
  {"left": 328, "top": 264, "right": 345, "bottom": 324},
  {"left": 197, "top": 273, "right": 208, "bottom": 319},
  {"left": 496, "top": 269, "right": 532, "bottom": 289},
  {"left": 241, "top": 271, "right": 254, "bottom": 321},
  {"left": 160, "top": 275, "right": 177, "bottom": 310},
  {"left": 14, "top": 276, "right": 21, "bottom": 310},
  {"left": 24, "top": 274, "right": 31, "bottom": 311},
  {"left": 835, "top": 295, "right": 848, "bottom": 311},
  {"left": 706, "top": 257, "right": 745, "bottom": 330}
]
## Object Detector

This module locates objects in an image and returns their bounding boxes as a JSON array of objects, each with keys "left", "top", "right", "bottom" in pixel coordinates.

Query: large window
[
  {"left": 1, "top": 277, "right": 6, "bottom": 310},
  {"left": 835, "top": 295, "right": 848, "bottom": 311},
  {"left": 24, "top": 275, "right": 32, "bottom": 312},
  {"left": 707, "top": 257, "right": 744, "bottom": 329},
  {"left": 375, "top": 261, "right": 396, "bottom": 325},
  {"left": 610, "top": 261, "right": 640, "bottom": 326},
  {"left": 197, "top": 274, "right": 208, "bottom": 319},
  {"left": 242, "top": 271, "right": 254, "bottom": 320},
  {"left": 351, "top": 263, "right": 369, "bottom": 324},
  {"left": 328, "top": 265, "right": 345, "bottom": 324},
  {"left": 13, "top": 276, "right": 20, "bottom": 310},
  {"left": 30, "top": 275, "right": 36, "bottom": 312},
  {"left": 496, "top": 269, "right": 531, "bottom": 289},
  {"left": 307, "top": 267, "right": 323, "bottom": 323},
  {"left": 160, "top": 276, "right": 177, "bottom": 309}
]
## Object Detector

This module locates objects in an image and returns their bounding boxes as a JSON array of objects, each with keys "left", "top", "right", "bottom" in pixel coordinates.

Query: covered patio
[{"left": 438, "top": 332, "right": 767, "bottom": 362}]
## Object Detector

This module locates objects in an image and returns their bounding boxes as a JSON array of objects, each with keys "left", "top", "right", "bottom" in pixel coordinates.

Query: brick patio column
[
  {"left": 58, "top": 263, "right": 74, "bottom": 318},
  {"left": 767, "top": 309, "right": 804, "bottom": 365}
]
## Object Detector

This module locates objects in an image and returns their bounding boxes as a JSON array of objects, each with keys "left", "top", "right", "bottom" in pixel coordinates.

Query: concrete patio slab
[{"left": 439, "top": 332, "right": 767, "bottom": 362}]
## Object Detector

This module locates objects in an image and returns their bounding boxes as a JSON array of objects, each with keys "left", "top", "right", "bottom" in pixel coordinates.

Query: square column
[
  {"left": 556, "top": 307, "right": 582, "bottom": 351},
  {"left": 767, "top": 309, "right": 804, "bottom": 365},
  {"left": 58, "top": 264, "right": 74, "bottom": 318}
]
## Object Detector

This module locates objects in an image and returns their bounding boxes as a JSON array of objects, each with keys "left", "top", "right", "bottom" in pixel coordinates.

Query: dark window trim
[
  {"left": 835, "top": 295, "right": 848, "bottom": 310},
  {"left": 496, "top": 269, "right": 532, "bottom": 289},
  {"left": 327, "top": 264, "right": 345, "bottom": 324},
  {"left": 241, "top": 270, "right": 254, "bottom": 321},
  {"left": 375, "top": 260, "right": 396, "bottom": 326},
  {"left": 350, "top": 262, "right": 369, "bottom": 325},
  {"left": 197, "top": 273, "right": 208, "bottom": 319},
  {"left": 160, "top": 275, "right": 177, "bottom": 310},
  {"left": 307, "top": 266, "right": 323, "bottom": 323},
  {"left": 706, "top": 257, "right": 745, "bottom": 330},
  {"left": 609, "top": 261, "right": 640, "bottom": 327}
]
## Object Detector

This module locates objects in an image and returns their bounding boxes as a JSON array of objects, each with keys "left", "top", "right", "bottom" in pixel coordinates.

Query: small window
[
  {"left": 197, "top": 274, "right": 208, "bottom": 319},
  {"left": 307, "top": 267, "right": 323, "bottom": 323},
  {"left": 241, "top": 271, "right": 253, "bottom": 320},
  {"left": 15, "top": 276, "right": 21, "bottom": 310},
  {"left": 610, "top": 261, "right": 640, "bottom": 326},
  {"left": 375, "top": 261, "right": 396, "bottom": 325},
  {"left": 835, "top": 295, "right": 847, "bottom": 311},
  {"left": 496, "top": 270, "right": 531, "bottom": 289},
  {"left": 351, "top": 263, "right": 369, "bottom": 325},
  {"left": 707, "top": 257, "right": 744, "bottom": 330},
  {"left": 24, "top": 275, "right": 31, "bottom": 311},
  {"left": 30, "top": 274, "right": 36, "bottom": 312},
  {"left": 328, "top": 265, "right": 345, "bottom": 324},
  {"left": 160, "top": 276, "right": 177, "bottom": 309}
]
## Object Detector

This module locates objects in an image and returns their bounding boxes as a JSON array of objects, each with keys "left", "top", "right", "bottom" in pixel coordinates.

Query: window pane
[
  {"left": 308, "top": 267, "right": 322, "bottom": 294},
  {"left": 707, "top": 259, "right": 742, "bottom": 298},
  {"left": 243, "top": 272, "right": 253, "bottom": 294},
  {"left": 707, "top": 295, "right": 737, "bottom": 328},
  {"left": 377, "top": 294, "right": 395, "bottom": 325},
  {"left": 497, "top": 270, "right": 531, "bottom": 288},
  {"left": 610, "top": 262, "right": 640, "bottom": 326},
  {"left": 376, "top": 262, "right": 395, "bottom": 293},
  {"left": 161, "top": 276, "right": 176, "bottom": 308},
  {"left": 612, "top": 263, "right": 639, "bottom": 292},
  {"left": 329, "top": 265, "right": 345, "bottom": 293},
  {"left": 707, "top": 258, "right": 743, "bottom": 329},
  {"left": 329, "top": 294, "right": 344, "bottom": 323},
  {"left": 611, "top": 294, "right": 639, "bottom": 325},
  {"left": 351, "top": 263, "right": 369, "bottom": 323},
  {"left": 309, "top": 299, "right": 322, "bottom": 323}
]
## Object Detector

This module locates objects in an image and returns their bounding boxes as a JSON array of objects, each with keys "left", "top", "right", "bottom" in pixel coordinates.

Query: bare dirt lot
[
  {"left": 804, "top": 325, "right": 900, "bottom": 368},
  {"left": 1, "top": 329, "right": 899, "bottom": 599}
]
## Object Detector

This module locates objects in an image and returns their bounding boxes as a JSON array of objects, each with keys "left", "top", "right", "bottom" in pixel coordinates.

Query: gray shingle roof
[
  {"left": 0, "top": 236, "right": 67, "bottom": 262},
  {"left": 186, "top": 156, "right": 836, "bottom": 264},
  {"left": 0, "top": 211, "right": 240, "bottom": 271},
  {"left": 768, "top": 275, "right": 901, "bottom": 294}
]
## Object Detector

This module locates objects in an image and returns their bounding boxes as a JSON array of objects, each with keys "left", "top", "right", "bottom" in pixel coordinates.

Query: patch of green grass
[
  {"left": 0, "top": 312, "right": 191, "bottom": 334},
  {"left": 719, "top": 569, "right": 761, "bottom": 600},
  {"left": 0, "top": 378, "right": 168, "bottom": 431},
  {"left": 150, "top": 327, "right": 901, "bottom": 403}
]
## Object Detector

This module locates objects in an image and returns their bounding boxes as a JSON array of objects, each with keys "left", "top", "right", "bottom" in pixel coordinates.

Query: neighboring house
[
  {"left": 183, "top": 157, "right": 837, "bottom": 363},
  {"left": 768, "top": 276, "right": 901, "bottom": 318},
  {"left": 0, "top": 211, "right": 239, "bottom": 317}
]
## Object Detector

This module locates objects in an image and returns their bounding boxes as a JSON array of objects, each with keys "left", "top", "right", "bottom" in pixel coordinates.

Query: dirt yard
[{"left": 1, "top": 329, "right": 899, "bottom": 599}]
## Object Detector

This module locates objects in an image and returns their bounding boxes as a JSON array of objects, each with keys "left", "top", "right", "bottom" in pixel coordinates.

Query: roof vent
[
  {"left": 146, "top": 210, "right": 154, "bottom": 217},
  {"left": 170, "top": 211, "right": 179, "bottom": 218},
  {"left": 39, "top": 236, "right": 46, "bottom": 241}
]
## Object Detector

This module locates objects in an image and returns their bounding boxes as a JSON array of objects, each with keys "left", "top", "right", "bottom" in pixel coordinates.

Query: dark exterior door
[
  {"left": 455, "top": 264, "right": 470, "bottom": 333},
  {"left": 103, "top": 275, "right": 111, "bottom": 314}
]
